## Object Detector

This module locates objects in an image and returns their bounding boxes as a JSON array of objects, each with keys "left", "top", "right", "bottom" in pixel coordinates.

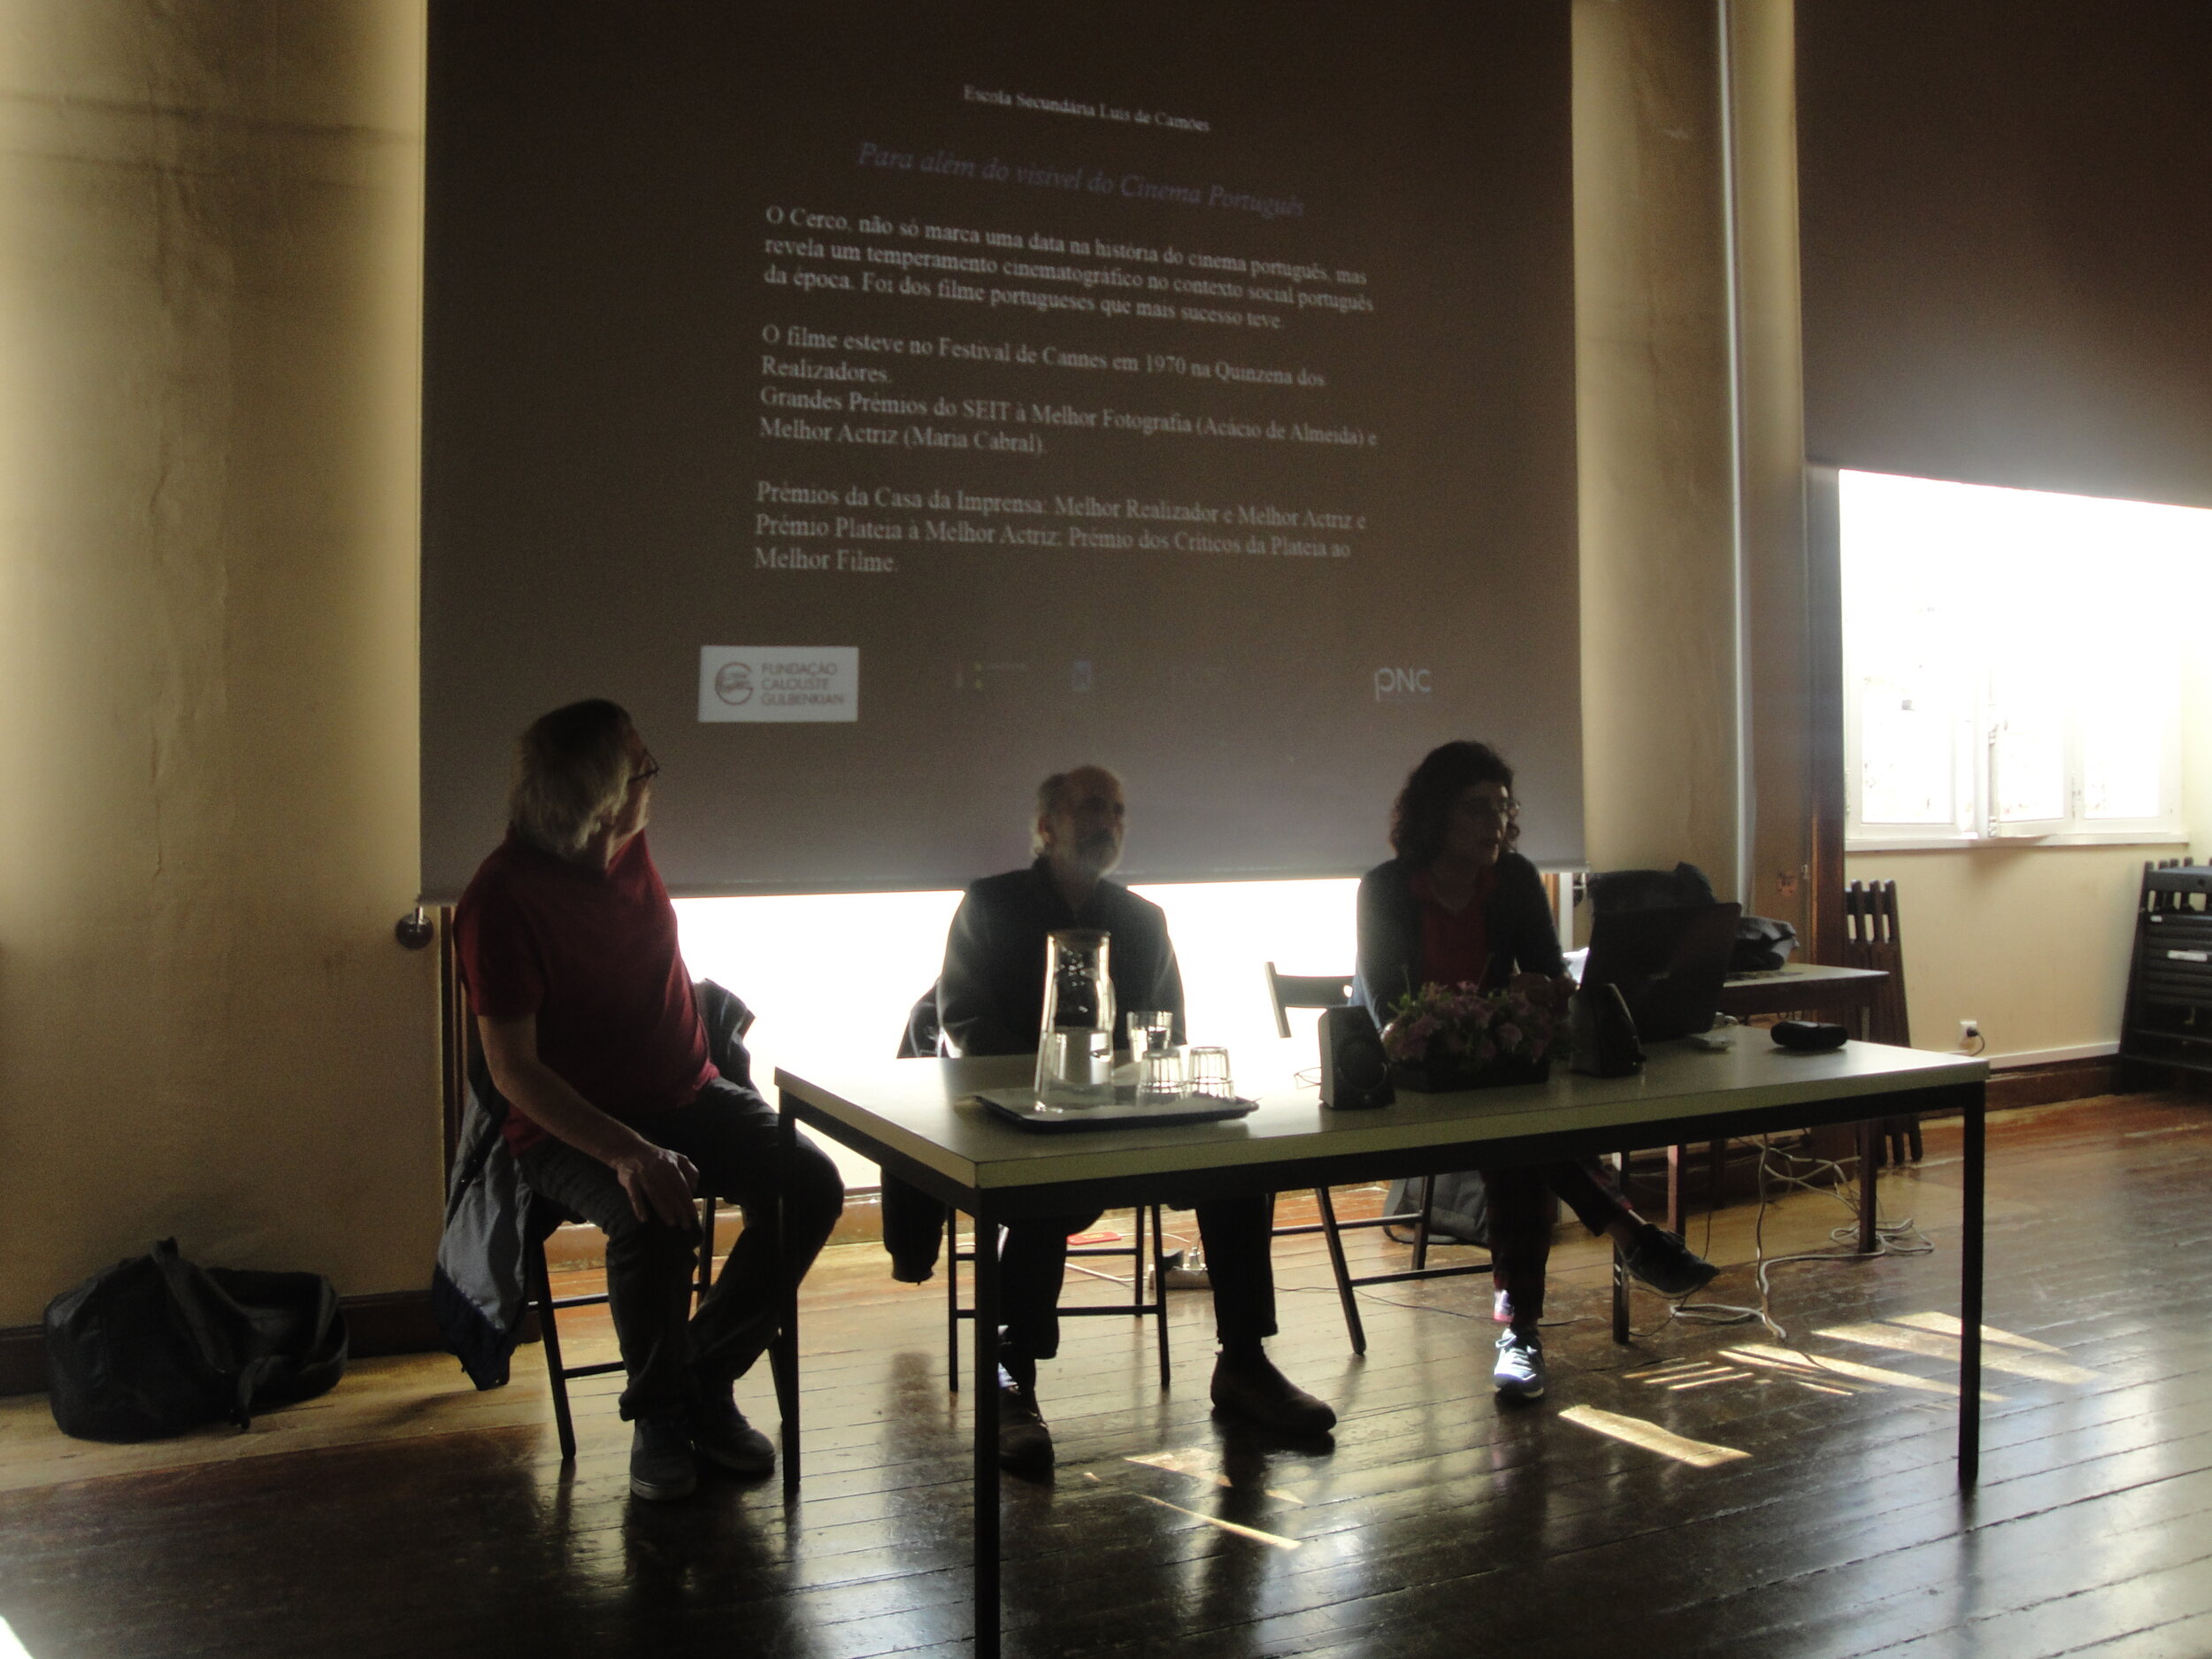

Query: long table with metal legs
[{"left": 775, "top": 1041, "right": 1988, "bottom": 1659}]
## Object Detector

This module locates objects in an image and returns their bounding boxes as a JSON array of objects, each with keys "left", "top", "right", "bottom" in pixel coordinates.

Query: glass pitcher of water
[{"left": 1035, "top": 928, "right": 1115, "bottom": 1105}]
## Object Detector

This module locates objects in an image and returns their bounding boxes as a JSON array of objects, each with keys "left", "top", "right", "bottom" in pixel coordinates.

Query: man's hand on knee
[{"left": 613, "top": 1142, "right": 701, "bottom": 1232}]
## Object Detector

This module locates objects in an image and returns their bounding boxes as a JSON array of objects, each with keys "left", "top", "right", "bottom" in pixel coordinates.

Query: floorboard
[{"left": 2, "top": 1094, "right": 2209, "bottom": 1658}]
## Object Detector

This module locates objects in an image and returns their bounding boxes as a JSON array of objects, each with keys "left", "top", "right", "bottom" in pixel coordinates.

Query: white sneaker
[{"left": 1493, "top": 1330, "right": 1546, "bottom": 1400}]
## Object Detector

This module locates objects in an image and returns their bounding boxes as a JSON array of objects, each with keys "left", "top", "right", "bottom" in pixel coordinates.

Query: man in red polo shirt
[{"left": 456, "top": 699, "right": 844, "bottom": 1501}]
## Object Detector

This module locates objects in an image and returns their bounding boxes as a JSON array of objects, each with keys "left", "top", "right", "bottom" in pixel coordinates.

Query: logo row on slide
[
  {"left": 696, "top": 649, "right": 1438, "bottom": 720},
  {"left": 698, "top": 646, "right": 859, "bottom": 722}
]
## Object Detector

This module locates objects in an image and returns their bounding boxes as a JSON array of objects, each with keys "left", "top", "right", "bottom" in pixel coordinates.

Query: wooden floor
[{"left": 5, "top": 1094, "right": 2212, "bottom": 1659}]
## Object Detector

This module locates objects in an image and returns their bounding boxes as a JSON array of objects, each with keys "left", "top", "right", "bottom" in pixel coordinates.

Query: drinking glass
[
  {"left": 1125, "top": 1010, "right": 1175, "bottom": 1060},
  {"left": 1186, "top": 1045, "right": 1233, "bottom": 1100},
  {"left": 1135, "top": 1047, "right": 1185, "bottom": 1101}
]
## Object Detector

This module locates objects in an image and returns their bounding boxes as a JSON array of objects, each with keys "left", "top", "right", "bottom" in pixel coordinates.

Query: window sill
[{"left": 1847, "top": 830, "right": 2191, "bottom": 853}]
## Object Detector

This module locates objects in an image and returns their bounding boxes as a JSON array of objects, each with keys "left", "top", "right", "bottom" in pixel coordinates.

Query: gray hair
[
  {"left": 509, "top": 699, "right": 634, "bottom": 856},
  {"left": 1031, "top": 765, "right": 1119, "bottom": 854}
]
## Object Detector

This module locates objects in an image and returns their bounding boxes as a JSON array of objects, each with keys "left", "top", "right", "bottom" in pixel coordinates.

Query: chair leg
[
  {"left": 531, "top": 1239, "right": 578, "bottom": 1463},
  {"left": 946, "top": 1210, "right": 961, "bottom": 1394},
  {"left": 1855, "top": 1120, "right": 1879, "bottom": 1254},
  {"left": 1150, "top": 1204, "right": 1172, "bottom": 1389},
  {"left": 1314, "top": 1187, "right": 1368, "bottom": 1356},
  {"left": 695, "top": 1196, "right": 717, "bottom": 1310},
  {"left": 1411, "top": 1174, "right": 1436, "bottom": 1272},
  {"left": 1611, "top": 1153, "right": 1631, "bottom": 1344},
  {"left": 1130, "top": 1203, "right": 1146, "bottom": 1314}
]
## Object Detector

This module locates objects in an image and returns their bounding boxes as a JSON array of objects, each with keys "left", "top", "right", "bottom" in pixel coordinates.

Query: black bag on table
[{"left": 43, "top": 1238, "right": 348, "bottom": 1441}]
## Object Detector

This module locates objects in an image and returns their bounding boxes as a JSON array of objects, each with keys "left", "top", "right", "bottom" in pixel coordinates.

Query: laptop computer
[{"left": 1580, "top": 902, "right": 1742, "bottom": 1041}]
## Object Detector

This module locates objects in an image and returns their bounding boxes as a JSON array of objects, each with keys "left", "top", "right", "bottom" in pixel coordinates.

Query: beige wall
[
  {"left": 1845, "top": 846, "right": 2156, "bottom": 1064},
  {"left": 2188, "top": 637, "right": 2212, "bottom": 862},
  {"left": 0, "top": 4, "right": 437, "bottom": 1328}
]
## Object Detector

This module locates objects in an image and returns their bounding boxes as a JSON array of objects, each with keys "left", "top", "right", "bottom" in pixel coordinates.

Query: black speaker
[
  {"left": 1320, "top": 1004, "right": 1395, "bottom": 1110},
  {"left": 1571, "top": 983, "right": 1646, "bottom": 1077},
  {"left": 1771, "top": 1019, "right": 1848, "bottom": 1052}
]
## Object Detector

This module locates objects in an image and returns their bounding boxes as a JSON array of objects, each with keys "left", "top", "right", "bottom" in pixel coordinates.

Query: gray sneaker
[
  {"left": 629, "top": 1411, "right": 698, "bottom": 1501},
  {"left": 1494, "top": 1330, "right": 1546, "bottom": 1400}
]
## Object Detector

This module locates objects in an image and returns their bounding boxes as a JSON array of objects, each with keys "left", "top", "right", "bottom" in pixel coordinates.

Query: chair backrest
[
  {"left": 1839, "top": 879, "right": 1911, "bottom": 1046},
  {"left": 897, "top": 984, "right": 941, "bottom": 1057},
  {"left": 1587, "top": 863, "right": 1717, "bottom": 917},
  {"left": 1263, "top": 962, "right": 1354, "bottom": 1039}
]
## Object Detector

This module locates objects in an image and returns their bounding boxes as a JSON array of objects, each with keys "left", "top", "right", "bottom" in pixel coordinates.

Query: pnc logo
[
  {"left": 1373, "top": 666, "right": 1432, "bottom": 702},
  {"left": 714, "top": 662, "right": 755, "bottom": 705}
]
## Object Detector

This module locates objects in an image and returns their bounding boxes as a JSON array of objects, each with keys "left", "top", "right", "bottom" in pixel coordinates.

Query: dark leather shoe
[
  {"left": 1623, "top": 1227, "right": 1720, "bottom": 1298},
  {"left": 1210, "top": 1351, "right": 1337, "bottom": 1434},
  {"left": 997, "top": 1380, "right": 1054, "bottom": 1476},
  {"left": 688, "top": 1392, "right": 774, "bottom": 1479}
]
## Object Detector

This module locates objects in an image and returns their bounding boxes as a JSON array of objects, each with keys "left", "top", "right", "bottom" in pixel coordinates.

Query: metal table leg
[
  {"left": 1959, "top": 1095, "right": 1985, "bottom": 1488},
  {"left": 973, "top": 1201, "right": 1002, "bottom": 1659},
  {"left": 776, "top": 1088, "right": 802, "bottom": 1496}
]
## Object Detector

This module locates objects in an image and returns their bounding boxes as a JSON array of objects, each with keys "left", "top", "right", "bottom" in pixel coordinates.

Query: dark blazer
[
  {"left": 1353, "top": 851, "right": 1564, "bottom": 1018},
  {"left": 936, "top": 857, "right": 1184, "bottom": 1057}
]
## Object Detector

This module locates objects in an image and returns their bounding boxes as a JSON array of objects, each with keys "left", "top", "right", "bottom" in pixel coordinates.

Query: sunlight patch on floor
[
  {"left": 1558, "top": 1406, "right": 1749, "bottom": 1468},
  {"left": 1888, "top": 1310, "right": 2070, "bottom": 1356},
  {"left": 1816, "top": 1322, "right": 2098, "bottom": 1384},
  {"left": 1131, "top": 1492, "right": 1302, "bottom": 1549},
  {"left": 1722, "top": 1344, "right": 2008, "bottom": 1402},
  {"left": 1124, "top": 1447, "right": 1304, "bottom": 1503}
]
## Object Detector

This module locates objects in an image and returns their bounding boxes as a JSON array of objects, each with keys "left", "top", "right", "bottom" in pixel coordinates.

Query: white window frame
[{"left": 1839, "top": 471, "right": 2189, "bottom": 853}]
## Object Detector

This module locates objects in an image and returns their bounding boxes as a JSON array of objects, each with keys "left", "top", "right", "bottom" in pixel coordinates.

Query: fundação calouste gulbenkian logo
[{"left": 714, "top": 661, "right": 754, "bottom": 706}]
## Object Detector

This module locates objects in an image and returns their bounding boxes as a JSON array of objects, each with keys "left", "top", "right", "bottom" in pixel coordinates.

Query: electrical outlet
[{"left": 1958, "top": 1018, "right": 1982, "bottom": 1049}]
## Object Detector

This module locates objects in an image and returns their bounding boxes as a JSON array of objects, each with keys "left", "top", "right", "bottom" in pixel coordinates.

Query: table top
[
  {"left": 1717, "top": 961, "right": 1888, "bottom": 1019},
  {"left": 776, "top": 1039, "right": 1984, "bottom": 1197}
]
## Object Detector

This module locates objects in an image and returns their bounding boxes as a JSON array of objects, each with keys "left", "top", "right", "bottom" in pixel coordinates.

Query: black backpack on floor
[{"left": 43, "top": 1238, "right": 349, "bottom": 1441}]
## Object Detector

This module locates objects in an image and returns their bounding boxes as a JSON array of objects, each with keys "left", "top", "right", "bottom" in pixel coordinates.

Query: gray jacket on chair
[{"left": 429, "top": 979, "right": 757, "bottom": 1390}]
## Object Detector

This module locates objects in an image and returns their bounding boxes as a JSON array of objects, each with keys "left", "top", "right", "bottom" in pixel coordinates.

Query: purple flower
[{"left": 1495, "top": 1024, "right": 1523, "bottom": 1051}]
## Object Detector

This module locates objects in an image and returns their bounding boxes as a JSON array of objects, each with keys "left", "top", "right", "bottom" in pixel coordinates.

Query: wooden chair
[
  {"left": 1263, "top": 963, "right": 1493, "bottom": 1356},
  {"left": 530, "top": 1195, "right": 722, "bottom": 1463},
  {"left": 520, "top": 987, "right": 778, "bottom": 1462},
  {"left": 901, "top": 983, "right": 1174, "bottom": 1391},
  {"left": 945, "top": 1207, "right": 1172, "bottom": 1392},
  {"left": 1841, "top": 879, "right": 1918, "bottom": 1165}
]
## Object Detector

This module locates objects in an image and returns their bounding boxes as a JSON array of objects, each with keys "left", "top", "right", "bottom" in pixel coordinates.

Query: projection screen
[{"left": 420, "top": 1, "right": 1582, "bottom": 896}]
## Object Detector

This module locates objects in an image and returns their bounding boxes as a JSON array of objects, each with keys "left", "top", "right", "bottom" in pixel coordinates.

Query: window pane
[
  {"left": 1840, "top": 467, "right": 2207, "bottom": 843},
  {"left": 1989, "top": 663, "right": 2067, "bottom": 823},
  {"left": 2080, "top": 674, "right": 2171, "bottom": 819},
  {"left": 1857, "top": 678, "right": 1956, "bottom": 823},
  {"left": 1991, "top": 717, "right": 2066, "bottom": 822}
]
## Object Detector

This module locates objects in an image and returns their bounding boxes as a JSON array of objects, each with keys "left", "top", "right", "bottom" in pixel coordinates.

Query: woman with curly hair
[{"left": 1355, "top": 741, "right": 1717, "bottom": 1402}]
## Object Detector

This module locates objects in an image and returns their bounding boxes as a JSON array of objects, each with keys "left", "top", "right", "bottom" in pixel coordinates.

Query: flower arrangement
[{"left": 1379, "top": 972, "right": 1578, "bottom": 1089}]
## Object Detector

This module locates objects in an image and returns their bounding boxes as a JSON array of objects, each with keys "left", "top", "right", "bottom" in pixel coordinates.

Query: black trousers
[
  {"left": 517, "top": 1079, "right": 846, "bottom": 1421},
  {"left": 999, "top": 1194, "right": 1276, "bottom": 1363},
  {"left": 1479, "top": 1156, "right": 1636, "bottom": 1324}
]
